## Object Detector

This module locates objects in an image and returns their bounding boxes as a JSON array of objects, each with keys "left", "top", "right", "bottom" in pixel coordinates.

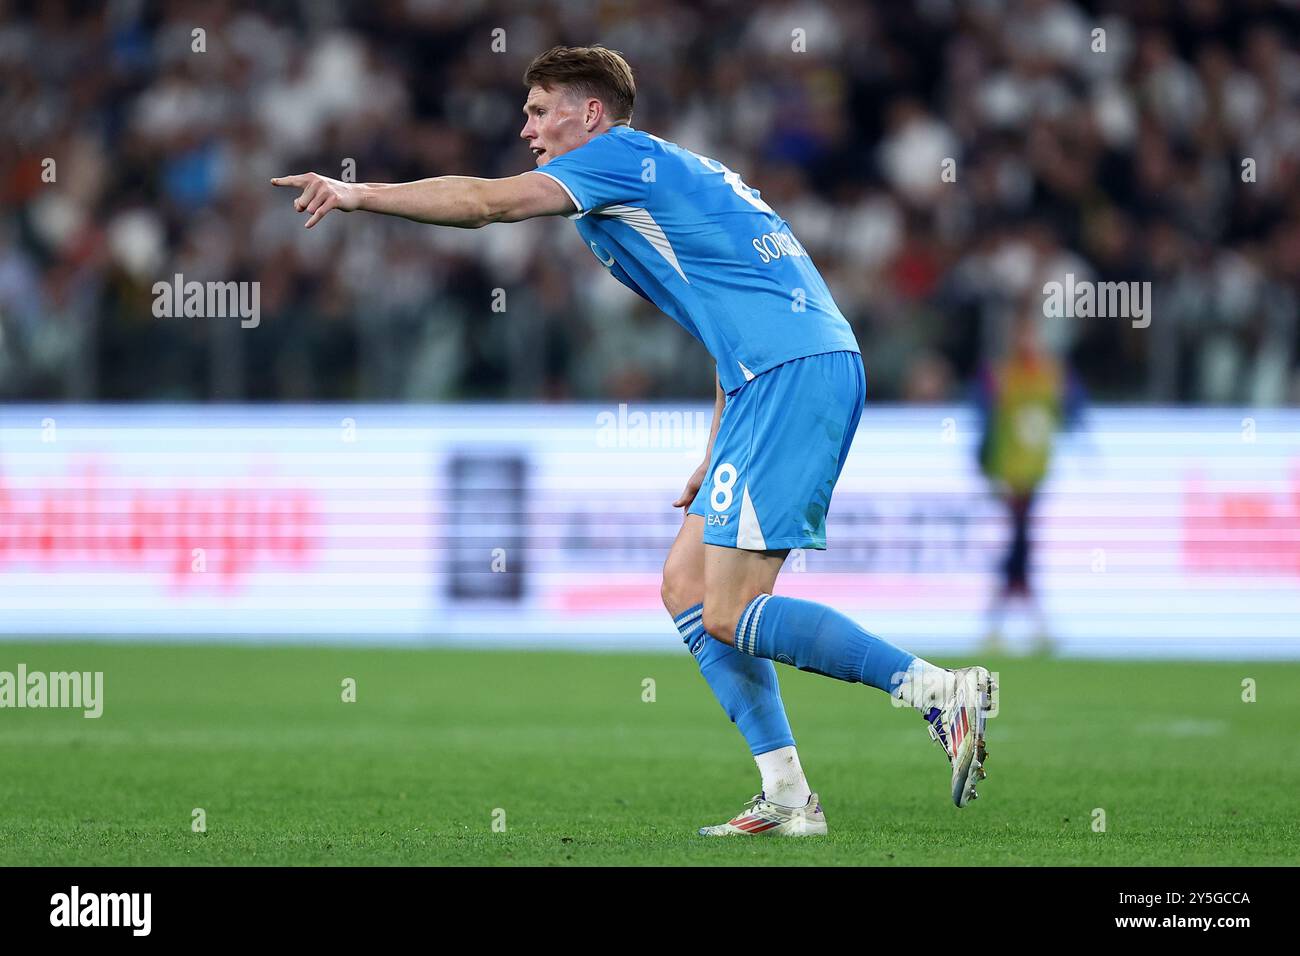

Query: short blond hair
[{"left": 524, "top": 45, "right": 635, "bottom": 122}]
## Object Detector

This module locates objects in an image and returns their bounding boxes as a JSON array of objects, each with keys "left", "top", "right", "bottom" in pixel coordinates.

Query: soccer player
[{"left": 273, "top": 45, "right": 995, "bottom": 836}]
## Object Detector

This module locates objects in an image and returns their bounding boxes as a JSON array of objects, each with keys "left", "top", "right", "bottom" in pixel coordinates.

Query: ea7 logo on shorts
[{"left": 707, "top": 514, "right": 730, "bottom": 526}]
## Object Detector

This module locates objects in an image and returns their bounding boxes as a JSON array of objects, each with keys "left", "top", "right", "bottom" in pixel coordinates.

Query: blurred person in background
[{"left": 975, "top": 303, "right": 1085, "bottom": 655}]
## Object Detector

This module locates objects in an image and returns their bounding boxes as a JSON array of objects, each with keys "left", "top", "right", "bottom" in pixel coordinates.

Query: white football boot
[
  {"left": 698, "top": 792, "right": 827, "bottom": 837},
  {"left": 924, "top": 666, "right": 996, "bottom": 807}
]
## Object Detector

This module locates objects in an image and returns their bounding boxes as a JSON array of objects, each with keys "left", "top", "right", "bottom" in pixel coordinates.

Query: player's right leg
[{"left": 662, "top": 513, "right": 824, "bottom": 835}]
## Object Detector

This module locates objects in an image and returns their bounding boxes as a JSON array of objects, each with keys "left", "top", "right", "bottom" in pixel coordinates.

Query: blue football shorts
[{"left": 687, "top": 349, "right": 866, "bottom": 551}]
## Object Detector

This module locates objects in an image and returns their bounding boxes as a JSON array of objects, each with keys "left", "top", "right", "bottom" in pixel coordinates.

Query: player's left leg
[{"left": 701, "top": 543, "right": 918, "bottom": 699}]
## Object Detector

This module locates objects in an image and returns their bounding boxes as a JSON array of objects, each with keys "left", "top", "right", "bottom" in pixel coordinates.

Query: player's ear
[{"left": 584, "top": 97, "right": 603, "bottom": 131}]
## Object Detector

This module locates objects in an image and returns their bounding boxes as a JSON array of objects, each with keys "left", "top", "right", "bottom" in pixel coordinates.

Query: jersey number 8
[{"left": 711, "top": 463, "right": 738, "bottom": 511}]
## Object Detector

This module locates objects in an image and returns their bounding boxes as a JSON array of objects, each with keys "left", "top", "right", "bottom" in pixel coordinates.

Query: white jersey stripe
[{"left": 600, "top": 204, "right": 690, "bottom": 283}]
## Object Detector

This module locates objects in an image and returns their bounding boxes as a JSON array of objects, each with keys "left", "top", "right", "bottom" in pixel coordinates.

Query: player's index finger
[{"left": 270, "top": 175, "right": 304, "bottom": 187}]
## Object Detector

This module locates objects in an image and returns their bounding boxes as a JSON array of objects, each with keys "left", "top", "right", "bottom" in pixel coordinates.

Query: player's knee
[
  {"left": 660, "top": 575, "right": 691, "bottom": 619},
  {"left": 701, "top": 603, "right": 738, "bottom": 646},
  {"left": 660, "top": 558, "right": 702, "bottom": 619}
]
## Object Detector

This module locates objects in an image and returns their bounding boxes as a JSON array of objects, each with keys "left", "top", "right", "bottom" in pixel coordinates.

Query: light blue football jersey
[{"left": 529, "top": 124, "right": 860, "bottom": 394}]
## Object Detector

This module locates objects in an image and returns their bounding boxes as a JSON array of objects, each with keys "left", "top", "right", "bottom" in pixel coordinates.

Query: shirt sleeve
[{"left": 527, "top": 131, "right": 647, "bottom": 216}]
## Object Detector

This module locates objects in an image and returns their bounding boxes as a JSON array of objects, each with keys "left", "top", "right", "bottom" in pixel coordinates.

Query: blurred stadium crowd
[{"left": 2, "top": 0, "right": 1299, "bottom": 404}]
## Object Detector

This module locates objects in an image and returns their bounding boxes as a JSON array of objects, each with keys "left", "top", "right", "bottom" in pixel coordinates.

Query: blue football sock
[
  {"left": 733, "top": 594, "right": 916, "bottom": 693},
  {"left": 675, "top": 603, "right": 795, "bottom": 756}
]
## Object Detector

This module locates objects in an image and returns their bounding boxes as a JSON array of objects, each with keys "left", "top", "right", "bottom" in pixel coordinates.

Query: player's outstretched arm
[{"left": 270, "top": 171, "right": 576, "bottom": 229}]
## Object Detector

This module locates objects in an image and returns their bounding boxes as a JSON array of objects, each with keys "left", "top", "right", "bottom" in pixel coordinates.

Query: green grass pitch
[{"left": 1, "top": 642, "right": 1297, "bottom": 866}]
